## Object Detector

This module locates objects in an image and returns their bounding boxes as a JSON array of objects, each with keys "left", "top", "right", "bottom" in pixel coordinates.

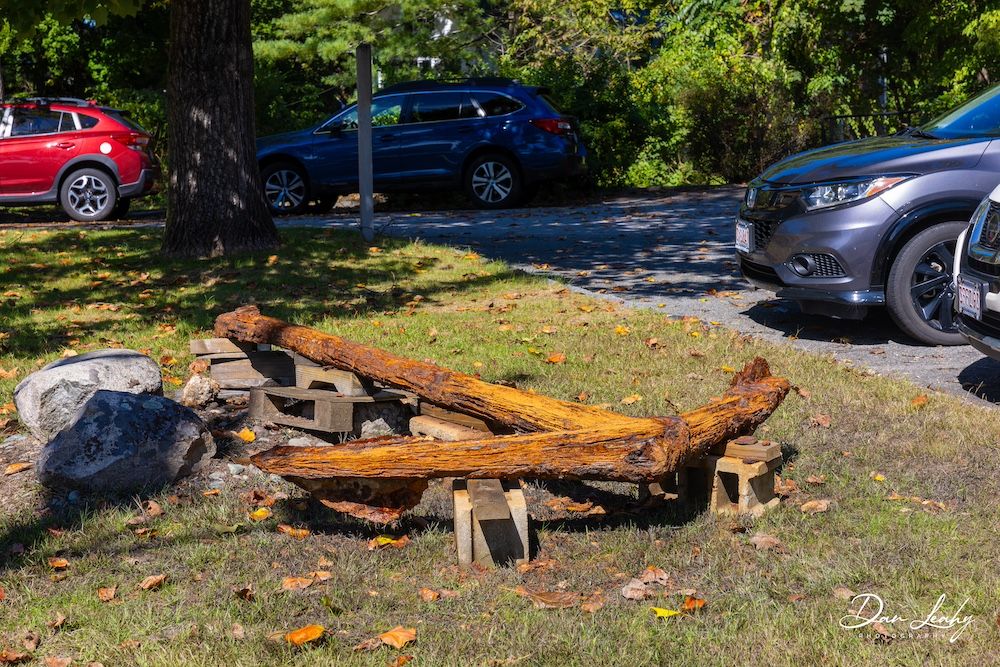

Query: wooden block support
[
  {"left": 249, "top": 386, "right": 405, "bottom": 434},
  {"left": 709, "top": 439, "right": 781, "bottom": 462},
  {"left": 700, "top": 454, "right": 781, "bottom": 517},
  {"left": 208, "top": 351, "right": 295, "bottom": 389},
  {"left": 419, "top": 403, "right": 492, "bottom": 433},
  {"left": 409, "top": 415, "right": 483, "bottom": 441},
  {"left": 453, "top": 479, "right": 529, "bottom": 568},
  {"left": 295, "top": 364, "right": 374, "bottom": 397},
  {"left": 190, "top": 338, "right": 270, "bottom": 355}
]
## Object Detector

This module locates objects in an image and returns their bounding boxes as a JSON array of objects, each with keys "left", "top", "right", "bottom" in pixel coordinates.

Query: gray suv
[{"left": 737, "top": 85, "right": 1000, "bottom": 345}]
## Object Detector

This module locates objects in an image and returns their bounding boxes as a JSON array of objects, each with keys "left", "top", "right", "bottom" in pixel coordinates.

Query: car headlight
[
  {"left": 969, "top": 197, "right": 991, "bottom": 231},
  {"left": 801, "top": 176, "right": 911, "bottom": 211}
]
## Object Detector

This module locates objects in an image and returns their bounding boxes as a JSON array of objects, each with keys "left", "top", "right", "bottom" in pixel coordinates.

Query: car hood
[
  {"left": 761, "top": 135, "right": 991, "bottom": 185},
  {"left": 256, "top": 127, "right": 316, "bottom": 150}
]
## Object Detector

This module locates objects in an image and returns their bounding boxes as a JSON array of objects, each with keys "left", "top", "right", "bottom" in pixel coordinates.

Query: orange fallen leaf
[
  {"left": 545, "top": 352, "right": 566, "bottom": 364},
  {"left": 285, "top": 624, "right": 324, "bottom": 646},
  {"left": 576, "top": 391, "right": 590, "bottom": 402},
  {"left": 681, "top": 595, "right": 706, "bottom": 612},
  {"left": 202, "top": 489, "right": 221, "bottom": 497},
  {"left": 367, "top": 535, "right": 410, "bottom": 550},
  {"left": 45, "top": 612, "right": 66, "bottom": 629},
  {"left": 277, "top": 524, "right": 310, "bottom": 540},
  {"left": 389, "top": 656, "right": 414, "bottom": 667},
  {"left": 98, "top": 586, "right": 117, "bottom": 602},
  {"left": 308, "top": 570, "right": 331, "bottom": 582},
  {"left": 249, "top": 507, "right": 272, "bottom": 522},
  {"left": 137, "top": 574, "right": 167, "bottom": 591},
  {"left": 159, "top": 355, "right": 177, "bottom": 367},
  {"left": 143, "top": 500, "right": 164, "bottom": 517},
  {"left": 47, "top": 557, "right": 69, "bottom": 570},
  {"left": 911, "top": 394, "right": 929, "bottom": 408},
  {"left": 620, "top": 394, "right": 642, "bottom": 405},
  {"left": 267, "top": 255, "right": 279, "bottom": 266},
  {"left": 809, "top": 414, "right": 832, "bottom": 428},
  {"left": 281, "top": 576, "right": 314, "bottom": 591},
  {"left": 800, "top": 499, "right": 832, "bottom": 514},
  {"left": 233, "top": 585, "right": 254, "bottom": 601},
  {"left": 419, "top": 587, "right": 440, "bottom": 602},
  {"left": 235, "top": 427, "right": 256, "bottom": 443},
  {"left": 44, "top": 657, "right": 72, "bottom": 667},
  {"left": 0, "top": 402, "right": 14, "bottom": 415},
  {"left": 379, "top": 626, "right": 417, "bottom": 649},
  {"left": 3, "top": 462, "right": 31, "bottom": 476},
  {"left": 0, "top": 367, "right": 18, "bottom": 380},
  {"left": 614, "top": 325, "right": 630, "bottom": 336}
]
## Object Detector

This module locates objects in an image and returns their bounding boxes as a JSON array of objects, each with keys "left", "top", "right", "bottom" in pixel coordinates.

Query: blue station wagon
[{"left": 256, "top": 78, "right": 588, "bottom": 212}]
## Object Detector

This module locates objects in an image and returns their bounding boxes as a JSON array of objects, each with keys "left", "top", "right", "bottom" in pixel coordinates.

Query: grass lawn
[{"left": 1, "top": 226, "right": 999, "bottom": 666}]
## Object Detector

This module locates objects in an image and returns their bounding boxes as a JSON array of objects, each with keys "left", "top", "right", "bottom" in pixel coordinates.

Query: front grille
[
  {"left": 960, "top": 311, "right": 1000, "bottom": 339},
  {"left": 808, "top": 253, "right": 846, "bottom": 277},
  {"left": 740, "top": 258, "right": 781, "bottom": 284},
  {"left": 747, "top": 218, "right": 779, "bottom": 249}
]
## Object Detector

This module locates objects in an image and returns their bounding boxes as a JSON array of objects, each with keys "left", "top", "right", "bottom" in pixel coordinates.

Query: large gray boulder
[
  {"left": 14, "top": 349, "right": 162, "bottom": 442},
  {"left": 38, "top": 390, "right": 215, "bottom": 493}
]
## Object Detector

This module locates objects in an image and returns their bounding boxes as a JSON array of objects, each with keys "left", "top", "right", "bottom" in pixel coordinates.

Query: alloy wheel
[
  {"left": 909, "top": 240, "right": 957, "bottom": 332},
  {"left": 264, "top": 168, "right": 306, "bottom": 210},
  {"left": 67, "top": 175, "right": 110, "bottom": 217},
  {"left": 471, "top": 161, "right": 513, "bottom": 204}
]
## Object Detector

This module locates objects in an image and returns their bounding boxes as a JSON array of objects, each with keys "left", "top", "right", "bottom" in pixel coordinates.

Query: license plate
[
  {"left": 735, "top": 219, "right": 754, "bottom": 253},
  {"left": 957, "top": 275, "right": 986, "bottom": 320}
]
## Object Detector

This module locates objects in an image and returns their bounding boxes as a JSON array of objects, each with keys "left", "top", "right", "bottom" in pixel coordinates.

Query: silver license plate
[
  {"left": 735, "top": 219, "right": 753, "bottom": 253},
  {"left": 957, "top": 275, "right": 986, "bottom": 320}
]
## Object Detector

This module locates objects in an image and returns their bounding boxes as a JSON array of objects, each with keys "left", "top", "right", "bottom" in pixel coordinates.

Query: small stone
[
  {"left": 180, "top": 374, "right": 220, "bottom": 409},
  {"left": 227, "top": 463, "right": 246, "bottom": 475},
  {"left": 208, "top": 479, "right": 225, "bottom": 490},
  {"left": 209, "top": 471, "right": 225, "bottom": 480},
  {"left": 288, "top": 435, "right": 325, "bottom": 447}
]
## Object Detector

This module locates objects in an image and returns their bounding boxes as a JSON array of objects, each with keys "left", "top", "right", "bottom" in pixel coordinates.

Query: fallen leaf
[
  {"left": 614, "top": 325, "right": 630, "bottom": 336},
  {"left": 285, "top": 624, "right": 324, "bottom": 646},
  {"left": 620, "top": 394, "right": 642, "bottom": 405},
  {"left": 22, "top": 631, "right": 40, "bottom": 651},
  {"left": 46, "top": 612, "right": 66, "bottom": 629},
  {"left": 0, "top": 367, "right": 18, "bottom": 380},
  {"left": 379, "top": 626, "right": 417, "bottom": 649},
  {"left": 249, "top": 507, "right": 272, "bottom": 522},
  {"left": 352, "top": 636, "right": 383, "bottom": 652},
  {"left": 0, "top": 649, "right": 29, "bottom": 664},
  {"left": 681, "top": 595, "right": 706, "bottom": 612},
  {"left": 515, "top": 586, "right": 580, "bottom": 609},
  {"left": 137, "top": 574, "right": 167, "bottom": 591},
  {"left": 277, "top": 524, "right": 310, "bottom": 540},
  {"left": 620, "top": 578, "right": 650, "bottom": 600},
  {"left": 788, "top": 593, "right": 806, "bottom": 603},
  {"left": 910, "top": 394, "right": 929, "bottom": 408},
  {"left": 418, "top": 587, "right": 440, "bottom": 602},
  {"left": 799, "top": 499, "right": 831, "bottom": 514},
  {"left": 638, "top": 566, "right": 670, "bottom": 586},
  {"left": 233, "top": 585, "right": 254, "bottom": 601},
  {"left": 576, "top": 391, "right": 590, "bottom": 402},
  {"left": 282, "top": 576, "right": 314, "bottom": 591},
  {"left": 805, "top": 474, "right": 826, "bottom": 485},
  {"left": 651, "top": 606, "right": 681, "bottom": 618},
  {"left": 872, "top": 621, "right": 893, "bottom": 641},
  {"left": 389, "top": 656, "right": 414, "bottom": 667},
  {"left": 367, "top": 535, "right": 410, "bottom": 550},
  {"left": 44, "top": 657, "right": 71, "bottom": 667},
  {"left": 231, "top": 623, "right": 245, "bottom": 640},
  {"left": 202, "top": 489, "right": 221, "bottom": 497},
  {"left": 236, "top": 427, "right": 256, "bottom": 443},
  {"left": 809, "top": 414, "right": 832, "bottom": 428},
  {"left": 0, "top": 586, "right": 4, "bottom": 601},
  {"left": 540, "top": 325, "right": 558, "bottom": 334},
  {"left": 545, "top": 352, "right": 566, "bottom": 364},
  {"left": 47, "top": 557, "right": 69, "bottom": 570},
  {"left": 159, "top": 355, "right": 177, "bottom": 367},
  {"left": 267, "top": 255, "right": 279, "bottom": 266},
  {"left": 795, "top": 386, "right": 812, "bottom": 400},
  {"left": 773, "top": 475, "right": 799, "bottom": 497},
  {"left": 833, "top": 585, "right": 856, "bottom": 601},
  {"left": 643, "top": 337, "right": 659, "bottom": 349},
  {"left": 3, "top": 463, "right": 31, "bottom": 476},
  {"left": 578, "top": 304, "right": 595, "bottom": 313},
  {"left": 96, "top": 585, "right": 117, "bottom": 603},
  {"left": 308, "top": 571, "right": 331, "bottom": 582},
  {"left": 749, "top": 533, "right": 783, "bottom": 551},
  {"left": 581, "top": 595, "right": 605, "bottom": 613}
]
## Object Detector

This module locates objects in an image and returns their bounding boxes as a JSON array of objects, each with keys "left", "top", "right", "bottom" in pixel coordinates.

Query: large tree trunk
[{"left": 162, "top": 0, "right": 279, "bottom": 257}]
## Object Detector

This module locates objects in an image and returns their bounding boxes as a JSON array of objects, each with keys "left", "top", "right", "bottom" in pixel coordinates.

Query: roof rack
[
  {"left": 7, "top": 96, "right": 94, "bottom": 107},
  {"left": 379, "top": 77, "right": 520, "bottom": 94}
]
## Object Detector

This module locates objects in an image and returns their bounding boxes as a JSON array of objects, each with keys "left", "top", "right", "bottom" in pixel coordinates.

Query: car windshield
[{"left": 920, "top": 85, "right": 1000, "bottom": 138}]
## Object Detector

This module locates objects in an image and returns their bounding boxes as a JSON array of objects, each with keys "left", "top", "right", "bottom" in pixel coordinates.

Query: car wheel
[
  {"left": 60, "top": 168, "right": 118, "bottom": 222},
  {"left": 465, "top": 154, "right": 522, "bottom": 209},
  {"left": 886, "top": 220, "right": 967, "bottom": 346},
  {"left": 111, "top": 197, "right": 131, "bottom": 220},
  {"left": 262, "top": 163, "right": 309, "bottom": 215},
  {"left": 305, "top": 196, "right": 336, "bottom": 214}
]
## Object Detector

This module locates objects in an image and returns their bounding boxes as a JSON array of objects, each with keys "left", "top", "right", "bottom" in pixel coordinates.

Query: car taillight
[
  {"left": 111, "top": 132, "right": 150, "bottom": 150},
  {"left": 530, "top": 118, "right": 573, "bottom": 135}
]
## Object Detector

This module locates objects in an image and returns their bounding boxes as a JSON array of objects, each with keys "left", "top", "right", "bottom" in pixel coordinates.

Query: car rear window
[
  {"left": 539, "top": 94, "right": 563, "bottom": 114},
  {"left": 105, "top": 110, "right": 148, "bottom": 134},
  {"left": 78, "top": 114, "right": 100, "bottom": 129},
  {"left": 471, "top": 92, "right": 524, "bottom": 117}
]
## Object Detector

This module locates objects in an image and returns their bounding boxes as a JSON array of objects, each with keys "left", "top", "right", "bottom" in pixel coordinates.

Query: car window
[
  {"left": 921, "top": 84, "right": 1000, "bottom": 138},
  {"left": 409, "top": 92, "right": 474, "bottom": 123},
  {"left": 9, "top": 109, "right": 64, "bottom": 137},
  {"left": 471, "top": 92, "right": 524, "bottom": 118},
  {"left": 328, "top": 95, "right": 405, "bottom": 131},
  {"left": 105, "top": 110, "right": 148, "bottom": 133},
  {"left": 78, "top": 114, "right": 100, "bottom": 129}
]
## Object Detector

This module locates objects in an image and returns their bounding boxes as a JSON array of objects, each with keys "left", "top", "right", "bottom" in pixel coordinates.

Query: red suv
[{"left": 0, "top": 97, "right": 159, "bottom": 221}]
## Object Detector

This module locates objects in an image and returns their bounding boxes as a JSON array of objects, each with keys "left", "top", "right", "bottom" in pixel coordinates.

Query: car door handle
[{"left": 56, "top": 142, "right": 76, "bottom": 150}]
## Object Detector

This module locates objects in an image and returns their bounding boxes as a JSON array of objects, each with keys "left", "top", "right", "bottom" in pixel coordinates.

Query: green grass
[{"left": 1, "top": 227, "right": 999, "bottom": 666}]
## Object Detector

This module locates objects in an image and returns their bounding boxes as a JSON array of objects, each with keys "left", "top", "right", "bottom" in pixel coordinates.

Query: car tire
[
  {"left": 261, "top": 162, "right": 310, "bottom": 215},
  {"left": 465, "top": 154, "right": 522, "bottom": 209},
  {"left": 886, "top": 220, "right": 967, "bottom": 346},
  {"left": 59, "top": 168, "right": 118, "bottom": 222},
  {"left": 305, "top": 196, "right": 336, "bottom": 214},
  {"left": 111, "top": 197, "right": 131, "bottom": 220}
]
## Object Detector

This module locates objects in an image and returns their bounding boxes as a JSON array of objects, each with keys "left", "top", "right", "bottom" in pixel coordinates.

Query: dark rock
[{"left": 38, "top": 390, "right": 215, "bottom": 493}]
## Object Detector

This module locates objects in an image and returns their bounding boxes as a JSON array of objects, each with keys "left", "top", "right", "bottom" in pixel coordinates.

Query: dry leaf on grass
[
  {"left": 282, "top": 577, "right": 314, "bottom": 591},
  {"left": 285, "top": 624, "right": 324, "bottom": 646},
  {"left": 681, "top": 595, "right": 706, "bottom": 612},
  {"left": 418, "top": 587, "right": 440, "bottom": 602},
  {"left": 3, "top": 463, "right": 31, "bottom": 476},
  {"left": 809, "top": 414, "right": 832, "bottom": 428},
  {"left": 544, "top": 497, "right": 605, "bottom": 515},
  {"left": 581, "top": 595, "right": 605, "bottom": 613},
  {"left": 202, "top": 489, "right": 221, "bottom": 497},
  {"left": 389, "top": 656, "right": 414, "bottom": 667},
  {"left": 806, "top": 474, "right": 826, "bottom": 485},
  {"left": 46, "top": 612, "right": 66, "bottom": 630},
  {"left": 137, "top": 574, "right": 166, "bottom": 591},
  {"left": 379, "top": 626, "right": 417, "bottom": 649},
  {"left": 545, "top": 352, "right": 566, "bottom": 364},
  {"left": 44, "top": 657, "right": 72, "bottom": 667},
  {"left": 833, "top": 586, "right": 856, "bottom": 601},
  {"left": 249, "top": 507, "right": 272, "bottom": 522},
  {"left": 773, "top": 475, "right": 799, "bottom": 497},
  {"left": 515, "top": 586, "right": 580, "bottom": 609},
  {"left": 309, "top": 571, "right": 331, "bottom": 582},
  {"left": 367, "top": 535, "right": 410, "bottom": 551},
  {"left": 620, "top": 394, "right": 642, "bottom": 405},
  {"left": 911, "top": 394, "right": 929, "bottom": 408},
  {"left": 22, "top": 631, "right": 40, "bottom": 651},
  {"left": 799, "top": 499, "right": 832, "bottom": 514},
  {"left": 0, "top": 648, "right": 29, "bottom": 664},
  {"left": 47, "top": 557, "right": 69, "bottom": 571},
  {"left": 651, "top": 606, "right": 681, "bottom": 619},
  {"left": 620, "top": 578, "right": 651, "bottom": 600},
  {"left": 0, "top": 367, "right": 18, "bottom": 380},
  {"left": 233, "top": 585, "right": 254, "bottom": 601},
  {"left": 749, "top": 533, "right": 784, "bottom": 552},
  {"left": 276, "top": 524, "right": 310, "bottom": 540},
  {"left": 638, "top": 566, "right": 670, "bottom": 586}
]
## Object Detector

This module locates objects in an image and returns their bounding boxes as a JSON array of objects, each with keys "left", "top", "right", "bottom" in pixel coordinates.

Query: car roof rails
[
  {"left": 378, "top": 77, "right": 520, "bottom": 94},
  {"left": 7, "top": 96, "right": 94, "bottom": 107}
]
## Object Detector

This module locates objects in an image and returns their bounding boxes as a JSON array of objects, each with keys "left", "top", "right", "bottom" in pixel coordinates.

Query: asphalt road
[{"left": 287, "top": 187, "right": 1000, "bottom": 405}]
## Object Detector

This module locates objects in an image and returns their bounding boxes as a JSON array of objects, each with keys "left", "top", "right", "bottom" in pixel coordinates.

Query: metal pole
[{"left": 357, "top": 43, "right": 374, "bottom": 243}]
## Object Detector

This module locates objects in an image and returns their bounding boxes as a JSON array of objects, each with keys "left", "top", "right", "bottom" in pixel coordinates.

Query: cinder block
[{"left": 453, "top": 479, "right": 529, "bottom": 568}]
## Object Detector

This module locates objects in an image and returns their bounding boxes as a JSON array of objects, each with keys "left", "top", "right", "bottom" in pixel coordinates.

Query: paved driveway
[{"left": 290, "top": 188, "right": 1000, "bottom": 404}]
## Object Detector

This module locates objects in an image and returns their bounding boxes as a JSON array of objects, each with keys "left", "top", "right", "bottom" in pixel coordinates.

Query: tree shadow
[{"left": 957, "top": 356, "right": 1000, "bottom": 403}]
